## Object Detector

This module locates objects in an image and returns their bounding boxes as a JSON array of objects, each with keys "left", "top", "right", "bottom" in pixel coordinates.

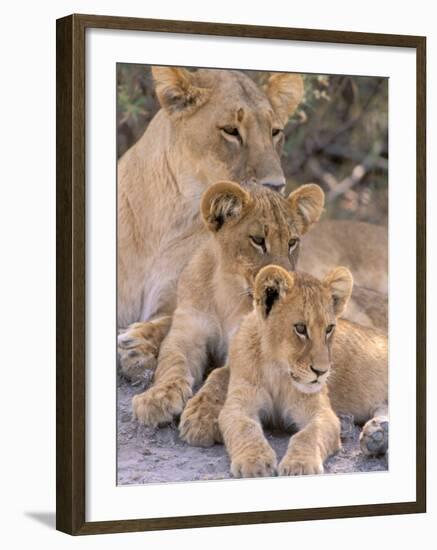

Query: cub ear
[
  {"left": 264, "top": 73, "right": 304, "bottom": 123},
  {"left": 287, "top": 183, "right": 325, "bottom": 235},
  {"left": 201, "top": 181, "right": 252, "bottom": 232},
  {"left": 152, "top": 66, "right": 211, "bottom": 116},
  {"left": 323, "top": 267, "right": 354, "bottom": 317},
  {"left": 254, "top": 265, "right": 294, "bottom": 319}
]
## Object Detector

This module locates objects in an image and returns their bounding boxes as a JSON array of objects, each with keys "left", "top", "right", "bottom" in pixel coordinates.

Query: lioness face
[
  {"left": 200, "top": 181, "right": 324, "bottom": 295},
  {"left": 152, "top": 67, "right": 304, "bottom": 194},
  {"left": 254, "top": 265, "right": 353, "bottom": 394}
]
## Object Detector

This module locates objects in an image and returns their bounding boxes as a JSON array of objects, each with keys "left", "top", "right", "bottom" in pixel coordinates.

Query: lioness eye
[
  {"left": 294, "top": 323, "right": 307, "bottom": 337},
  {"left": 221, "top": 126, "right": 242, "bottom": 142},
  {"left": 272, "top": 128, "right": 283, "bottom": 137},
  {"left": 250, "top": 235, "right": 266, "bottom": 252},
  {"left": 326, "top": 324, "right": 335, "bottom": 336},
  {"left": 289, "top": 238, "right": 299, "bottom": 253}
]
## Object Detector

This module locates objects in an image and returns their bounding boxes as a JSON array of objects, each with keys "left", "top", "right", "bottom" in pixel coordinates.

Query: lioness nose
[
  {"left": 260, "top": 176, "right": 286, "bottom": 193},
  {"left": 310, "top": 365, "right": 328, "bottom": 377}
]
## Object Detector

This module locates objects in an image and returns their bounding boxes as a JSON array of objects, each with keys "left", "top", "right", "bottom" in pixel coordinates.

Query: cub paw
[
  {"left": 132, "top": 381, "right": 192, "bottom": 427},
  {"left": 278, "top": 453, "right": 324, "bottom": 476},
  {"left": 179, "top": 394, "right": 222, "bottom": 447},
  {"left": 118, "top": 324, "right": 158, "bottom": 383},
  {"left": 360, "top": 416, "right": 389, "bottom": 456},
  {"left": 231, "top": 446, "right": 277, "bottom": 478}
]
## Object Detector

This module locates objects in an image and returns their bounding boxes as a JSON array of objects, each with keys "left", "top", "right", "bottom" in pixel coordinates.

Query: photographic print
[
  {"left": 56, "top": 14, "right": 425, "bottom": 534},
  {"left": 116, "top": 64, "right": 389, "bottom": 485}
]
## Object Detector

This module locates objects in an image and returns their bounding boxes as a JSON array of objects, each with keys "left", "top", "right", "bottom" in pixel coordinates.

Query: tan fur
[
  {"left": 118, "top": 67, "right": 387, "bottom": 380},
  {"left": 183, "top": 315, "right": 387, "bottom": 451},
  {"left": 118, "top": 67, "right": 304, "bottom": 329},
  {"left": 132, "top": 182, "right": 325, "bottom": 427},
  {"left": 217, "top": 266, "right": 388, "bottom": 477},
  {"left": 341, "top": 286, "right": 388, "bottom": 335},
  {"left": 300, "top": 219, "right": 388, "bottom": 294}
]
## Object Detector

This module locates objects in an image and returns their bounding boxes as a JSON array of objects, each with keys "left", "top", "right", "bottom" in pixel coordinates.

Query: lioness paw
[
  {"left": 278, "top": 454, "right": 324, "bottom": 476},
  {"left": 118, "top": 324, "right": 158, "bottom": 383},
  {"left": 231, "top": 447, "right": 277, "bottom": 478},
  {"left": 360, "top": 416, "right": 389, "bottom": 457},
  {"left": 132, "top": 382, "right": 192, "bottom": 427},
  {"left": 179, "top": 394, "right": 222, "bottom": 447}
]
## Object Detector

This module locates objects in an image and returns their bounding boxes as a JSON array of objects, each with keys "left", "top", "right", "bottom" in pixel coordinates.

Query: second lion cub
[
  {"left": 219, "top": 265, "right": 387, "bottom": 477},
  {"left": 132, "top": 180, "right": 324, "bottom": 428}
]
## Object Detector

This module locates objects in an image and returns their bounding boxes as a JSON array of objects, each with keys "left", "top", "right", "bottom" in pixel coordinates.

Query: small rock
[{"left": 367, "top": 439, "right": 381, "bottom": 452}]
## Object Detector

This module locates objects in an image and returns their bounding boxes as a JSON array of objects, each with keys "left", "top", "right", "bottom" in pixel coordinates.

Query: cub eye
[
  {"left": 221, "top": 126, "right": 242, "bottom": 142},
  {"left": 326, "top": 324, "right": 335, "bottom": 336},
  {"left": 294, "top": 323, "right": 307, "bottom": 337},
  {"left": 288, "top": 238, "right": 299, "bottom": 253},
  {"left": 272, "top": 128, "right": 283, "bottom": 137},
  {"left": 250, "top": 235, "right": 266, "bottom": 252}
]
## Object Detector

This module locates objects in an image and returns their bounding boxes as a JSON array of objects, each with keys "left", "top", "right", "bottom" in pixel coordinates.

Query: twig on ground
[
  {"left": 307, "top": 158, "right": 339, "bottom": 191},
  {"left": 326, "top": 142, "right": 383, "bottom": 201}
]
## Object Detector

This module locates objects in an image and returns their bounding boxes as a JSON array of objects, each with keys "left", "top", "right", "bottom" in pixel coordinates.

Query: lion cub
[
  {"left": 132, "top": 181, "right": 325, "bottom": 427},
  {"left": 219, "top": 265, "right": 388, "bottom": 477}
]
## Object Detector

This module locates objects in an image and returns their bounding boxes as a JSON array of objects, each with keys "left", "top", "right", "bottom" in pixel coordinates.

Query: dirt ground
[{"left": 117, "top": 375, "right": 388, "bottom": 485}]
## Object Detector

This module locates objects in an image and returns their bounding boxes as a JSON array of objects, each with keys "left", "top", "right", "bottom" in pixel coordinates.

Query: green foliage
[{"left": 116, "top": 64, "right": 157, "bottom": 158}]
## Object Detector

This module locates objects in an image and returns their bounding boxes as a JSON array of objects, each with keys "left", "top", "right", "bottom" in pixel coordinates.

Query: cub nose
[
  {"left": 260, "top": 176, "right": 286, "bottom": 194},
  {"left": 310, "top": 365, "right": 328, "bottom": 378}
]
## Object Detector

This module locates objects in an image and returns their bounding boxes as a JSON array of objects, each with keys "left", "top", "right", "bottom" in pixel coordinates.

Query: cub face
[
  {"left": 254, "top": 265, "right": 354, "bottom": 394},
  {"left": 152, "top": 67, "right": 304, "bottom": 192},
  {"left": 200, "top": 181, "right": 325, "bottom": 295}
]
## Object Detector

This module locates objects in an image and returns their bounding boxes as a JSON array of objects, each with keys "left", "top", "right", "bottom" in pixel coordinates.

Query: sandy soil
[{"left": 117, "top": 375, "right": 388, "bottom": 485}]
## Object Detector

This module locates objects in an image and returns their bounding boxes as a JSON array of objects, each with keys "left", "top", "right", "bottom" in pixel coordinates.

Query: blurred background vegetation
[{"left": 117, "top": 65, "right": 388, "bottom": 225}]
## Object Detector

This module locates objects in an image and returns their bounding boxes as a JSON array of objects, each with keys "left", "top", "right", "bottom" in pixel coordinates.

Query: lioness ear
[
  {"left": 264, "top": 73, "right": 304, "bottom": 123},
  {"left": 152, "top": 66, "right": 211, "bottom": 116},
  {"left": 323, "top": 267, "right": 354, "bottom": 317},
  {"left": 287, "top": 184, "right": 325, "bottom": 234},
  {"left": 254, "top": 265, "right": 293, "bottom": 319},
  {"left": 201, "top": 181, "right": 251, "bottom": 232}
]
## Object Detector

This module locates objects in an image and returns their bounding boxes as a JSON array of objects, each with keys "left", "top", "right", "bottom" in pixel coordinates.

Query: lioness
[
  {"left": 118, "top": 66, "right": 388, "bottom": 382},
  {"left": 183, "top": 266, "right": 388, "bottom": 467},
  {"left": 118, "top": 67, "right": 304, "bottom": 329},
  {"left": 132, "top": 181, "right": 325, "bottom": 427}
]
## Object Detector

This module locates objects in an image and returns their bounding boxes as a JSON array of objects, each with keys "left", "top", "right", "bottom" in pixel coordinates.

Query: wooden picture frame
[{"left": 56, "top": 13, "right": 426, "bottom": 535}]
